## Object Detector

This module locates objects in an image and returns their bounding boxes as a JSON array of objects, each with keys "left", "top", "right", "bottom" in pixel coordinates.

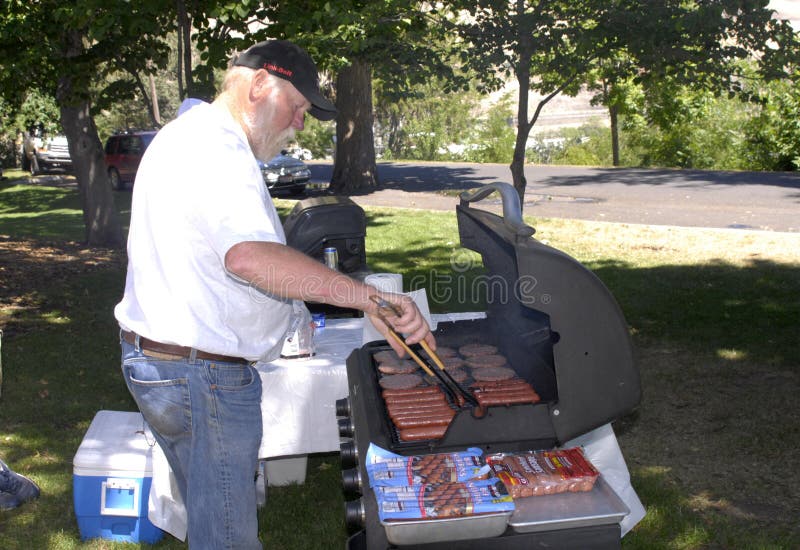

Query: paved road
[{"left": 308, "top": 161, "right": 800, "bottom": 233}]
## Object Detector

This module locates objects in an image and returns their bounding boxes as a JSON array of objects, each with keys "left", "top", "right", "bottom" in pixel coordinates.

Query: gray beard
[{"left": 244, "top": 109, "right": 295, "bottom": 162}]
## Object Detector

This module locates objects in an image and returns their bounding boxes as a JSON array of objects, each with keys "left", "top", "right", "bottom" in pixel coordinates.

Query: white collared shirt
[{"left": 114, "top": 102, "right": 294, "bottom": 362}]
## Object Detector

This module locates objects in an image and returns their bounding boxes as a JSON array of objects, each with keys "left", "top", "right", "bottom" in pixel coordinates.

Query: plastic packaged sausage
[
  {"left": 486, "top": 447, "right": 600, "bottom": 499},
  {"left": 365, "top": 444, "right": 491, "bottom": 487},
  {"left": 375, "top": 479, "right": 515, "bottom": 521}
]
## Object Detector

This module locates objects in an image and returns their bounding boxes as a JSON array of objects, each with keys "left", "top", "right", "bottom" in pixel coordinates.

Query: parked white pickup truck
[{"left": 22, "top": 132, "right": 72, "bottom": 175}]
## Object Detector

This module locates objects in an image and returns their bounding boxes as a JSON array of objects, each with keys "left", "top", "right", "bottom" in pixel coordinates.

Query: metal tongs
[{"left": 370, "top": 296, "right": 482, "bottom": 412}]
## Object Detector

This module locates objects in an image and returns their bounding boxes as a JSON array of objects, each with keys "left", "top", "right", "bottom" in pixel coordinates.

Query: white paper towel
[
  {"left": 364, "top": 272, "right": 403, "bottom": 293},
  {"left": 148, "top": 441, "right": 187, "bottom": 541},
  {"left": 562, "top": 423, "right": 646, "bottom": 537}
]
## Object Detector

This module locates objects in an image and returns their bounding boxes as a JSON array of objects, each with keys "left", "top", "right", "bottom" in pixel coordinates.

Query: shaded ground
[
  {"left": 0, "top": 236, "right": 125, "bottom": 337},
  {"left": 618, "top": 340, "right": 800, "bottom": 538}
]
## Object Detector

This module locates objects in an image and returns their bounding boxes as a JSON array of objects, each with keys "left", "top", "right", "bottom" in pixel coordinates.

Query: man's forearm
[{"left": 225, "top": 240, "right": 374, "bottom": 310}]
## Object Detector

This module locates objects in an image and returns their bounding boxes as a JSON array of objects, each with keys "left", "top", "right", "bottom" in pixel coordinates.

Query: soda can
[{"left": 324, "top": 246, "right": 338, "bottom": 270}]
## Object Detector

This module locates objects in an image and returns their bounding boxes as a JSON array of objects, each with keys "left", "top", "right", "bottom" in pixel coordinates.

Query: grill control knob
[
  {"left": 341, "top": 468, "right": 362, "bottom": 493},
  {"left": 335, "top": 397, "right": 351, "bottom": 417},
  {"left": 339, "top": 440, "right": 359, "bottom": 468},
  {"left": 338, "top": 417, "right": 355, "bottom": 438},
  {"left": 344, "top": 499, "right": 365, "bottom": 529}
]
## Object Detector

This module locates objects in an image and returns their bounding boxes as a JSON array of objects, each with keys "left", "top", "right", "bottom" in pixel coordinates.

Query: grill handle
[{"left": 459, "top": 182, "right": 535, "bottom": 238}]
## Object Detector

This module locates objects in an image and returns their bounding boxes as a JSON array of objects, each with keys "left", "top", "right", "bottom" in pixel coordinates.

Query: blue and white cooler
[{"left": 73, "top": 410, "right": 164, "bottom": 544}]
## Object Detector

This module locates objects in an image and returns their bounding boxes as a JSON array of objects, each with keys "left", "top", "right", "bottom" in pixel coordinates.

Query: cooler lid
[{"left": 73, "top": 410, "right": 155, "bottom": 475}]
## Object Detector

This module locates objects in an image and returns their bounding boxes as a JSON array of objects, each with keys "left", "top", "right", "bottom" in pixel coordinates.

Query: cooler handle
[
  {"left": 459, "top": 182, "right": 535, "bottom": 238},
  {"left": 100, "top": 477, "right": 140, "bottom": 517}
]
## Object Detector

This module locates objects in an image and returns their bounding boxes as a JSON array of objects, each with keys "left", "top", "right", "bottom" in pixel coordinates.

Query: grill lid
[{"left": 456, "top": 183, "right": 641, "bottom": 443}]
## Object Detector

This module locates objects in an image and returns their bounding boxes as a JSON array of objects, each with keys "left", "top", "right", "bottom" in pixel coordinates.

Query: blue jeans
[{"left": 120, "top": 337, "right": 263, "bottom": 549}]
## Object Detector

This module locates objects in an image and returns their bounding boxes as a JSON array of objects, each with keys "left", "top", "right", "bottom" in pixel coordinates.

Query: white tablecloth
[{"left": 255, "top": 317, "right": 362, "bottom": 458}]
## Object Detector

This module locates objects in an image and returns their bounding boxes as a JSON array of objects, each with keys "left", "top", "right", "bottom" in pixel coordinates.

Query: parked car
[
  {"left": 259, "top": 151, "right": 311, "bottom": 195},
  {"left": 104, "top": 130, "right": 157, "bottom": 190},
  {"left": 22, "top": 131, "right": 73, "bottom": 175},
  {"left": 284, "top": 146, "right": 313, "bottom": 160}
]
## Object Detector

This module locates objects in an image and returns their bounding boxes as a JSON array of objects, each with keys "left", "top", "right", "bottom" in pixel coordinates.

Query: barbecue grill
[{"left": 338, "top": 182, "right": 641, "bottom": 548}]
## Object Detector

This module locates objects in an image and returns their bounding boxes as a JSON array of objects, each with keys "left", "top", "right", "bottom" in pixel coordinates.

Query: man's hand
[{"left": 365, "top": 291, "right": 436, "bottom": 357}]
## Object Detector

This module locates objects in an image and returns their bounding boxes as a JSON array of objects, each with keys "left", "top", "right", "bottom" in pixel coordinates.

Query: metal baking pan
[
  {"left": 508, "top": 475, "right": 629, "bottom": 533},
  {"left": 381, "top": 510, "right": 512, "bottom": 546}
]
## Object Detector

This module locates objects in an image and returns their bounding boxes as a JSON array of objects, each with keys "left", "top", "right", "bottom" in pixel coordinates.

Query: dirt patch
[{"left": 0, "top": 235, "right": 125, "bottom": 336}]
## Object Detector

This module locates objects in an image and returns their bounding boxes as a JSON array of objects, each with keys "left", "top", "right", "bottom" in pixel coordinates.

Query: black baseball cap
[{"left": 233, "top": 40, "right": 337, "bottom": 121}]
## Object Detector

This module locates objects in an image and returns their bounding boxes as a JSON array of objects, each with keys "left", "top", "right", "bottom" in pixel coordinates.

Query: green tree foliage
[
  {"left": 0, "top": 90, "right": 61, "bottom": 168},
  {"left": 465, "top": 100, "right": 517, "bottom": 164},
  {"left": 213, "top": 1, "right": 465, "bottom": 192},
  {"left": 0, "top": 0, "right": 174, "bottom": 246},
  {"left": 11, "top": 90, "right": 61, "bottom": 136},
  {"left": 620, "top": 81, "right": 754, "bottom": 169},
  {"left": 448, "top": 0, "right": 800, "bottom": 205},
  {"left": 375, "top": 79, "right": 479, "bottom": 161},
  {"left": 449, "top": 0, "right": 608, "bottom": 199},
  {"left": 555, "top": 126, "right": 612, "bottom": 167},
  {"left": 532, "top": 74, "right": 800, "bottom": 173},
  {"left": 0, "top": 98, "right": 16, "bottom": 168},
  {"left": 94, "top": 38, "right": 187, "bottom": 141},
  {"left": 743, "top": 77, "right": 800, "bottom": 171},
  {"left": 294, "top": 118, "right": 336, "bottom": 159}
]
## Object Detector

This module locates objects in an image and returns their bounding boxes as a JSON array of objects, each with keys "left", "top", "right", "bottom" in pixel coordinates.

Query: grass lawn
[{"left": 1, "top": 171, "right": 799, "bottom": 548}]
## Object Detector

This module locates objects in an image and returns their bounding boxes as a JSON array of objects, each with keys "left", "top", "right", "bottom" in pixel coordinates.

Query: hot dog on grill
[
  {"left": 470, "top": 378, "right": 530, "bottom": 389},
  {"left": 382, "top": 386, "right": 443, "bottom": 398},
  {"left": 398, "top": 424, "right": 449, "bottom": 441},
  {"left": 386, "top": 400, "right": 450, "bottom": 411},
  {"left": 384, "top": 392, "right": 448, "bottom": 404},
  {"left": 387, "top": 408, "right": 452, "bottom": 420},
  {"left": 392, "top": 415, "right": 454, "bottom": 429},
  {"left": 475, "top": 392, "right": 540, "bottom": 406},
  {"left": 388, "top": 401, "right": 453, "bottom": 413}
]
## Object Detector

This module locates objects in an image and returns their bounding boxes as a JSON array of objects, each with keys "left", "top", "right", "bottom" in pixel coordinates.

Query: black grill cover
[{"left": 283, "top": 196, "right": 368, "bottom": 275}]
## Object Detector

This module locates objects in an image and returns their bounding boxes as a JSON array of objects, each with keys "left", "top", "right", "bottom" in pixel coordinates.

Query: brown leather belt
[{"left": 122, "top": 330, "right": 248, "bottom": 364}]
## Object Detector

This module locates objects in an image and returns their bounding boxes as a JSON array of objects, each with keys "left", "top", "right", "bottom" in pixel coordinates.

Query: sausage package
[
  {"left": 486, "top": 447, "right": 600, "bottom": 499},
  {"left": 365, "top": 444, "right": 491, "bottom": 487},
  {"left": 375, "top": 479, "right": 515, "bottom": 521}
]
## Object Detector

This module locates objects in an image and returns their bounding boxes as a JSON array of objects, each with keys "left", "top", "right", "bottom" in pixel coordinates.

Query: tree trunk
[
  {"left": 609, "top": 103, "right": 620, "bottom": 167},
  {"left": 149, "top": 73, "right": 161, "bottom": 126},
  {"left": 510, "top": 83, "right": 530, "bottom": 208},
  {"left": 510, "top": 71, "right": 530, "bottom": 206},
  {"left": 510, "top": 0, "right": 531, "bottom": 208},
  {"left": 330, "top": 60, "right": 378, "bottom": 193},
  {"left": 58, "top": 29, "right": 124, "bottom": 248},
  {"left": 177, "top": 0, "right": 192, "bottom": 98},
  {"left": 176, "top": 15, "right": 184, "bottom": 99},
  {"left": 60, "top": 100, "right": 124, "bottom": 248}
]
